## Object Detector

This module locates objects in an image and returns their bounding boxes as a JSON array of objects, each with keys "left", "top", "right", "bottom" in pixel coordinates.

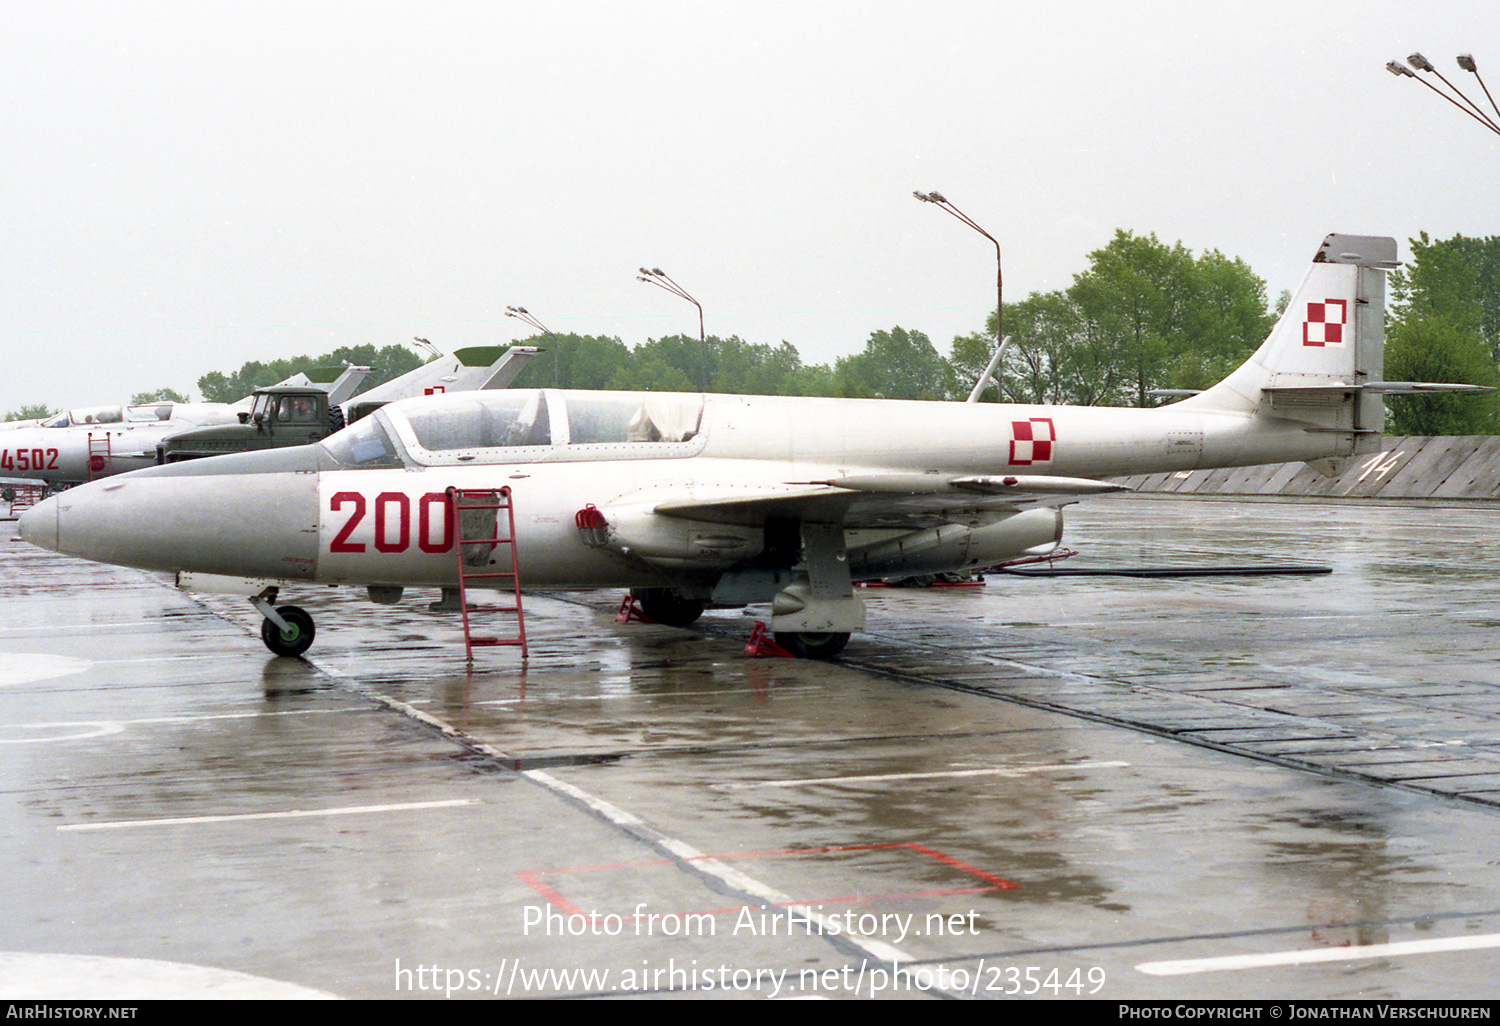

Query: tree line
[{"left": 8, "top": 231, "right": 1497, "bottom": 433}]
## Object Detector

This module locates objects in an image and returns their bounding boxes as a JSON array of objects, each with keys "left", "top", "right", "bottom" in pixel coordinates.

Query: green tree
[
  {"left": 507, "top": 333, "right": 633, "bottom": 390},
  {"left": 834, "top": 327, "right": 955, "bottom": 400},
  {"left": 3, "top": 403, "right": 56, "bottom": 422},
  {"left": 947, "top": 231, "right": 1271, "bottom": 406},
  {"left": 132, "top": 388, "right": 190, "bottom": 404},
  {"left": 1174, "top": 249, "right": 1275, "bottom": 388},
  {"left": 1384, "top": 314, "right": 1500, "bottom": 435},
  {"left": 706, "top": 338, "right": 805, "bottom": 395},
  {"left": 606, "top": 351, "right": 696, "bottom": 392},
  {"left": 197, "top": 344, "right": 424, "bottom": 402},
  {"left": 1390, "top": 232, "right": 1500, "bottom": 362},
  {"left": 1068, "top": 232, "right": 1199, "bottom": 406}
]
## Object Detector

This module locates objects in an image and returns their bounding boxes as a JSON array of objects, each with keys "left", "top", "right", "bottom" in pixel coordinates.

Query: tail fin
[{"left": 1180, "top": 234, "right": 1397, "bottom": 452}]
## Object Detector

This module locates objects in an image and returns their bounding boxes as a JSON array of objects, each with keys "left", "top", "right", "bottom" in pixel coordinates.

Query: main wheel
[
  {"left": 631, "top": 587, "right": 706, "bottom": 627},
  {"left": 260, "top": 605, "right": 316, "bottom": 657},
  {"left": 773, "top": 631, "right": 850, "bottom": 660}
]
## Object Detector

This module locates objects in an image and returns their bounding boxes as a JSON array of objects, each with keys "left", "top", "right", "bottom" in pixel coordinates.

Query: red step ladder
[
  {"left": 447, "top": 487, "right": 528, "bottom": 661},
  {"left": 87, "top": 433, "right": 112, "bottom": 481},
  {"left": 7, "top": 484, "right": 44, "bottom": 514}
]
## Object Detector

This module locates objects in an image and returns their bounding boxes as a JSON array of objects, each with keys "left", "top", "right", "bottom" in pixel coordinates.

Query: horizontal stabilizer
[
  {"left": 1263, "top": 381, "right": 1493, "bottom": 399},
  {"left": 1364, "top": 381, "right": 1494, "bottom": 394}
]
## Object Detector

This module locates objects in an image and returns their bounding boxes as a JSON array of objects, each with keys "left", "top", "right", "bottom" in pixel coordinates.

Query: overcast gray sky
[{"left": 3, "top": 0, "right": 1497, "bottom": 414}]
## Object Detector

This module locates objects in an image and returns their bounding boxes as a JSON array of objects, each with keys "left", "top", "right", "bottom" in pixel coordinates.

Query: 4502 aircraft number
[{"left": 0, "top": 448, "right": 59, "bottom": 472}]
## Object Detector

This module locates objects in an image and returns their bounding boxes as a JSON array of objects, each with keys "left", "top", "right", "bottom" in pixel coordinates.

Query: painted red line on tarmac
[
  {"left": 903, "top": 842, "right": 1020, "bottom": 889},
  {"left": 514, "top": 871, "right": 587, "bottom": 916},
  {"left": 517, "top": 840, "right": 1019, "bottom": 914}
]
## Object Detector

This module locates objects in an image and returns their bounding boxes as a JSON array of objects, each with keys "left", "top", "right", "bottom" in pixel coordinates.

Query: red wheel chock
[
  {"left": 615, "top": 593, "right": 657, "bottom": 624},
  {"left": 744, "top": 621, "right": 795, "bottom": 658}
]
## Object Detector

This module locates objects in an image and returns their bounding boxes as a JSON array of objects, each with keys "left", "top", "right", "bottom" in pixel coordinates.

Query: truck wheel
[{"left": 260, "top": 606, "right": 316, "bottom": 657}]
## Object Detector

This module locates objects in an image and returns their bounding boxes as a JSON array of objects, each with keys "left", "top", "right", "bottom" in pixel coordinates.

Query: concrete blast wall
[{"left": 1115, "top": 436, "right": 1500, "bottom": 501}]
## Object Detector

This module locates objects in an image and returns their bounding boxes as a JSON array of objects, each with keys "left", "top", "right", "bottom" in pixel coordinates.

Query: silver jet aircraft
[
  {"left": 18, "top": 235, "right": 1479, "bottom": 658},
  {"left": 0, "top": 365, "right": 371, "bottom": 490},
  {"left": 3, "top": 343, "right": 538, "bottom": 491}
]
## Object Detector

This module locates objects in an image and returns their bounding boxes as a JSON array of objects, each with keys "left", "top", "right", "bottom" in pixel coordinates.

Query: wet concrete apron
[{"left": 2, "top": 497, "right": 1498, "bottom": 1000}]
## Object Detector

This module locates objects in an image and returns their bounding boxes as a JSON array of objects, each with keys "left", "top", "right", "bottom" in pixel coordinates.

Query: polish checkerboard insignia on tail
[{"left": 1303, "top": 299, "right": 1348, "bottom": 347}]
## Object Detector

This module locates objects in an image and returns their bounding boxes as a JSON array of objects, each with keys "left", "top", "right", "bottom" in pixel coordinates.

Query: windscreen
[{"left": 321, "top": 414, "right": 403, "bottom": 468}]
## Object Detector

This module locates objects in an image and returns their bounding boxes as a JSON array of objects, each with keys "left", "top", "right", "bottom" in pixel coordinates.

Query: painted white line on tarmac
[
  {"left": 337, "top": 667, "right": 949, "bottom": 990},
  {"left": 472, "top": 684, "right": 825, "bottom": 707},
  {"left": 523, "top": 767, "right": 917, "bottom": 966},
  {"left": 58, "top": 798, "right": 475, "bottom": 832},
  {"left": 719, "top": 760, "right": 1131, "bottom": 789},
  {"left": 0, "top": 652, "right": 93, "bottom": 687},
  {"left": 0, "top": 707, "right": 370, "bottom": 743},
  {"left": 0, "top": 951, "right": 339, "bottom": 1000},
  {"left": 1137, "top": 932, "right": 1500, "bottom": 975},
  {"left": 0, "top": 721, "right": 124, "bottom": 744}
]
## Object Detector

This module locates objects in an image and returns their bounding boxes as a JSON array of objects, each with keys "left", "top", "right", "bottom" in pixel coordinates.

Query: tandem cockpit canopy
[
  {"left": 320, "top": 389, "right": 706, "bottom": 469},
  {"left": 39, "top": 403, "right": 176, "bottom": 428}
]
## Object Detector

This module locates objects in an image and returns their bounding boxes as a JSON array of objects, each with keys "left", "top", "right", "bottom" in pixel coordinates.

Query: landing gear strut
[{"left": 767, "top": 523, "right": 865, "bottom": 658}]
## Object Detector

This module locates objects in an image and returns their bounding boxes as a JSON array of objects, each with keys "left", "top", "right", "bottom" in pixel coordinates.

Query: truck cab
[{"left": 157, "top": 386, "right": 346, "bottom": 463}]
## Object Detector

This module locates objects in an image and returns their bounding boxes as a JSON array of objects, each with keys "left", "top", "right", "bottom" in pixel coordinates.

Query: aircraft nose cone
[
  {"left": 17, "top": 470, "right": 321, "bottom": 579},
  {"left": 16, "top": 496, "right": 58, "bottom": 552}
]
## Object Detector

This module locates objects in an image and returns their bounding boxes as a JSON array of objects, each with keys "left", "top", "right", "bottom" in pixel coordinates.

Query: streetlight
[
  {"left": 1457, "top": 53, "right": 1500, "bottom": 126},
  {"left": 637, "top": 267, "right": 707, "bottom": 391},
  {"left": 505, "top": 306, "right": 557, "bottom": 384},
  {"left": 914, "top": 191, "right": 1008, "bottom": 403},
  {"left": 504, "top": 305, "right": 552, "bottom": 335},
  {"left": 1386, "top": 55, "right": 1500, "bottom": 137}
]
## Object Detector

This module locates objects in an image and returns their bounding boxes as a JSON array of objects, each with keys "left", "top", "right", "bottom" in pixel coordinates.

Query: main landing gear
[
  {"left": 629, "top": 587, "right": 706, "bottom": 628},
  {"left": 771, "top": 631, "right": 851, "bottom": 659}
]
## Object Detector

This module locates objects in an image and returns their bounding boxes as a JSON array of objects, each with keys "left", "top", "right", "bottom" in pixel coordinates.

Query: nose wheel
[{"left": 257, "top": 603, "right": 316, "bottom": 657}]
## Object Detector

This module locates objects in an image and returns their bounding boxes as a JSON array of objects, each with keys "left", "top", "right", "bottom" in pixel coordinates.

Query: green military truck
[
  {"left": 155, "top": 345, "right": 537, "bottom": 464},
  {"left": 156, "top": 385, "right": 351, "bottom": 463}
]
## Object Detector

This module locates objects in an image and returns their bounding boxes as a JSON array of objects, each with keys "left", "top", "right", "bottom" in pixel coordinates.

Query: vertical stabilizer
[{"left": 1178, "top": 234, "right": 1396, "bottom": 449}]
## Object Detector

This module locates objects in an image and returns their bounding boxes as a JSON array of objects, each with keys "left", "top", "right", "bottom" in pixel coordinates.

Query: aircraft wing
[{"left": 650, "top": 473, "right": 1127, "bottom": 528}]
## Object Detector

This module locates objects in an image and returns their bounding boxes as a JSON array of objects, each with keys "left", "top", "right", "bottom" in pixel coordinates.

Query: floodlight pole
[
  {"left": 1408, "top": 52, "right": 1500, "bottom": 131},
  {"left": 914, "top": 191, "right": 1006, "bottom": 402},
  {"left": 1458, "top": 53, "right": 1500, "bottom": 125},
  {"left": 506, "top": 306, "right": 557, "bottom": 383},
  {"left": 505, "top": 305, "right": 552, "bottom": 335},
  {"left": 637, "top": 268, "right": 708, "bottom": 391},
  {"left": 1387, "top": 59, "right": 1500, "bottom": 137}
]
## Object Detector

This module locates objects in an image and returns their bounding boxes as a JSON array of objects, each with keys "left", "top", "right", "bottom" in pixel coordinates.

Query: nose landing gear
[
  {"left": 250, "top": 588, "right": 316, "bottom": 657},
  {"left": 259, "top": 605, "right": 315, "bottom": 657}
]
